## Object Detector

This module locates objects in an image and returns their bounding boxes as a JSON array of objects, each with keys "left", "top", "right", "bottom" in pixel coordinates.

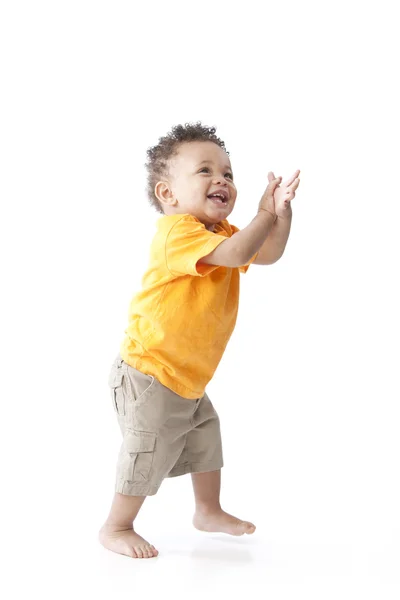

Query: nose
[{"left": 212, "top": 174, "right": 228, "bottom": 185}]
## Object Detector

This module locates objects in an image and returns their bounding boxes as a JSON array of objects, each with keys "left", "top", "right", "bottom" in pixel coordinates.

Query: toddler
[{"left": 99, "top": 122, "right": 300, "bottom": 558}]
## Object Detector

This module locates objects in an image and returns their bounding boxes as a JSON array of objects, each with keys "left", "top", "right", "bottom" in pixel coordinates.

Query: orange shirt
[{"left": 120, "top": 214, "right": 256, "bottom": 399}]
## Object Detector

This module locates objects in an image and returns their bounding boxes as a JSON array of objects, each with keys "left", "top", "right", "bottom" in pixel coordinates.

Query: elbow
[
  {"left": 270, "top": 253, "right": 283, "bottom": 264},
  {"left": 259, "top": 254, "right": 282, "bottom": 265},
  {"left": 268, "top": 255, "right": 281, "bottom": 264}
]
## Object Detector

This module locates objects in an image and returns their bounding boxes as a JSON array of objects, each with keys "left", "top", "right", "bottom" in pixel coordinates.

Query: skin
[
  {"left": 99, "top": 471, "right": 256, "bottom": 559},
  {"left": 98, "top": 142, "right": 300, "bottom": 559},
  {"left": 155, "top": 140, "right": 237, "bottom": 231}
]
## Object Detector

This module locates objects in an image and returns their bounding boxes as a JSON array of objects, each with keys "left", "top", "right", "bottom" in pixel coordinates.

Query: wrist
[
  {"left": 258, "top": 208, "right": 278, "bottom": 223},
  {"left": 277, "top": 208, "right": 293, "bottom": 220}
]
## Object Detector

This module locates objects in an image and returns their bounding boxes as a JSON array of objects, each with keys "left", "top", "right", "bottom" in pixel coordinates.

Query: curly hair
[{"left": 145, "top": 122, "right": 229, "bottom": 214}]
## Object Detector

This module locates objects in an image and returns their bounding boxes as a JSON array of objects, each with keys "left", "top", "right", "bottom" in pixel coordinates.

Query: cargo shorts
[{"left": 108, "top": 355, "right": 224, "bottom": 496}]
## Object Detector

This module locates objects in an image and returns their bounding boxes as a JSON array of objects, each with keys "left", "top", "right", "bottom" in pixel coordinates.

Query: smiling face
[{"left": 155, "top": 141, "right": 237, "bottom": 231}]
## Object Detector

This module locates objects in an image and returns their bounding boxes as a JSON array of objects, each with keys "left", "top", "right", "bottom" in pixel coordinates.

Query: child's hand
[
  {"left": 268, "top": 170, "right": 300, "bottom": 218},
  {"left": 258, "top": 175, "right": 282, "bottom": 217}
]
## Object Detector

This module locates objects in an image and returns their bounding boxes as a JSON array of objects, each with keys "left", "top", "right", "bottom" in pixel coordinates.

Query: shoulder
[{"left": 157, "top": 213, "right": 202, "bottom": 235}]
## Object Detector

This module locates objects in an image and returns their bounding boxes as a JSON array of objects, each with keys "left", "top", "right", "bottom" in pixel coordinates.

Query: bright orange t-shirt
[{"left": 120, "top": 214, "right": 256, "bottom": 399}]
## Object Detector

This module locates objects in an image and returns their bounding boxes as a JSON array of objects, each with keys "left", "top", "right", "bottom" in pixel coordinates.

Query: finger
[
  {"left": 268, "top": 176, "right": 281, "bottom": 187},
  {"left": 264, "top": 177, "right": 281, "bottom": 199},
  {"left": 270, "top": 178, "right": 281, "bottom": 190},
  {"left": 284, "top": 188, "right": 295, "bottom": 199},
  {"left": 287, "top": 178, "right": 300, "bottom": 191},
  {"left": 292, "top": 178, "right": 300, "bottom": 189},
  {"left": 284, "top": 170, "right": 300, "bottom": 187},
  {"left": 268, "top": 171, "right": 276, "bottom": 182}
]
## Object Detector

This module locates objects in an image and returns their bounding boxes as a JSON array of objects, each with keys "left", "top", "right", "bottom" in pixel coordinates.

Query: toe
[
  {"left": 135, "top": 547, "right": 144, "bottom": 558},
  {"left": 245, "top": 522, "right": 256, "bottom": 534},
  {"left": 122, "top": 541, "right": 136, "bottom": 558},
  {"left": 143, "top": 546, "right": 152, "bottom": 558},
  {"left": 235, "top": 520, "right": 255, "bottom": 535},
  {"left": 146, "top": 545, "right": 156, "bottom": 558},
  {"left": 150, "top": 545, "right": 159, "bottom": 557}
]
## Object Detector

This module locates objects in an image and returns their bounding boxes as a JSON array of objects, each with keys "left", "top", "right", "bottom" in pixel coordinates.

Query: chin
[
  {"left": 208, "top": 202, "right": 233, "bottom": 215},
  {"left": 215, "top": 206, "right": 233, "bottom": 220}
]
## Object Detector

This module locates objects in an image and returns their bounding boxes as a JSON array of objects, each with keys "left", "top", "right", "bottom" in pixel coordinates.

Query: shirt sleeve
[
  {"left": 165, "top": 216, "right": 228, "bottom": 277},
  {"left": 229, "top": 224, "right": 259, "bottom": 273}
]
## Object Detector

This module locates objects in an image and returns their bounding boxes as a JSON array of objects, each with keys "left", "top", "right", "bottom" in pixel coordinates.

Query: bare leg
[
  {"left": 192, "top": 470, "right": 256, "bottom": 536},
  {"left": 99, "top": 493, "right": 158, "bottom": 558}
]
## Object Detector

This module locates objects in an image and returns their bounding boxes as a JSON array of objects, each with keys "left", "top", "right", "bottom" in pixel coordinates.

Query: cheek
[{"left": 196, "top": 181, "right": 209, "bottom": 197}]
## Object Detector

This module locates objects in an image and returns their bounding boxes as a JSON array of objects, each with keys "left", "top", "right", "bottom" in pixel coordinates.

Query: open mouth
[{"left": 207, "top": 192, "right": 228, "bottom": 205}]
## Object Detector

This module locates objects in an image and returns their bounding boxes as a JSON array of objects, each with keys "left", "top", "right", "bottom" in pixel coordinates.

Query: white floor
[{"left": 6, "top": 473, "right": 400, "bottom": 600}]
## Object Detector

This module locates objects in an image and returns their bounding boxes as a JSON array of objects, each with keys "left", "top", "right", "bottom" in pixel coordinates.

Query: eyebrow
[{"left": 197, "top": 160, "right": 233, "bottom": 171}]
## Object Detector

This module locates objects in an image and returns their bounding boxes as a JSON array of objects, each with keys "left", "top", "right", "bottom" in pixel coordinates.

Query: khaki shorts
[{"left": 108, "top": 355, "right": 224, "bottom": 496}]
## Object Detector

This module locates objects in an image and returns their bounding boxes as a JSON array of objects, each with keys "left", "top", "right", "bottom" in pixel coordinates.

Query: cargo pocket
[
  {"left": 108, "top": 366, "right": 125, "bottom": 416},
  {"left": 123, "top": 429, "right": 157, "bottom": 483}
]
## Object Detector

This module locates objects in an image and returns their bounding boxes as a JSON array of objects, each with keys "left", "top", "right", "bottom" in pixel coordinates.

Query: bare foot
[
  {"left": 193, "top": 509, "right": 256, "bottom": 536},
  {"left": 99, "top": 525, "right": 159, "bottom": 558}
]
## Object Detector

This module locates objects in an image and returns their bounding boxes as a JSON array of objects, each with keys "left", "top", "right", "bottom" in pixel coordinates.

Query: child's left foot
[{"left": 193, "top": 509, "right": 256, "bottom": 536}]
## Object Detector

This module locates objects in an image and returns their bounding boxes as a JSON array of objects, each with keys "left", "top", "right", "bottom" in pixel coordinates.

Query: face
[{"left": 155, "top": 141, "right": 237, "bottom": 231}]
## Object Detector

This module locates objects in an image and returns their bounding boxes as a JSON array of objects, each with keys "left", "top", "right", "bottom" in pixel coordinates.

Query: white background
[{"left": 1, "top": 0, "right": 399, "bottom": 598}]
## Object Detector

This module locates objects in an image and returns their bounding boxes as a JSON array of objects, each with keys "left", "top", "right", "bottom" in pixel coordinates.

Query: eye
[{"left": 199, "top": 167, "right": 233, "bottom": 179}]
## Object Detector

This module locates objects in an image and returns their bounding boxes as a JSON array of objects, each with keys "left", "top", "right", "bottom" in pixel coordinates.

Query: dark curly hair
[{"left": 145, "top": 122, "right": 229, "bottom": 214}]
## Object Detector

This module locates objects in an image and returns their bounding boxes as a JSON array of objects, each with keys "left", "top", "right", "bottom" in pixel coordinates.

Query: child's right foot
[{"left": 99, "top": 525, "right": 159, "bottom": 559}]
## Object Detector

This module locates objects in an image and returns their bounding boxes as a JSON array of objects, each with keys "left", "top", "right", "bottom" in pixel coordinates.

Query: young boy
[{"left": 99, "top": 122, "right": 300, "bottom": 559}]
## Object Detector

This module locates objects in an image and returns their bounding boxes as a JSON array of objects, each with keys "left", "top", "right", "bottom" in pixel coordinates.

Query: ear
[{"left": 155, "top": 181, "right": 177, "bottom": 207}]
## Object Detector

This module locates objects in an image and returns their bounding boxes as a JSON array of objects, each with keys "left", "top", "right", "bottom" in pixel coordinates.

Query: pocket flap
[
  {"left": 125, "top": 429, "right": 156, "bottom": 454},
  {"left": 108, "top": 368, "right": 124, "bottom": 389}
]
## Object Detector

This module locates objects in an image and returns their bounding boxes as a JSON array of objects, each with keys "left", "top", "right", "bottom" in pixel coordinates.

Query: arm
[
  {"left": 254, "top": 209, "right": 293, "bottom": 265},
  {"left": 198, "top": 210, "right": 277, "bottom": 268}
]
